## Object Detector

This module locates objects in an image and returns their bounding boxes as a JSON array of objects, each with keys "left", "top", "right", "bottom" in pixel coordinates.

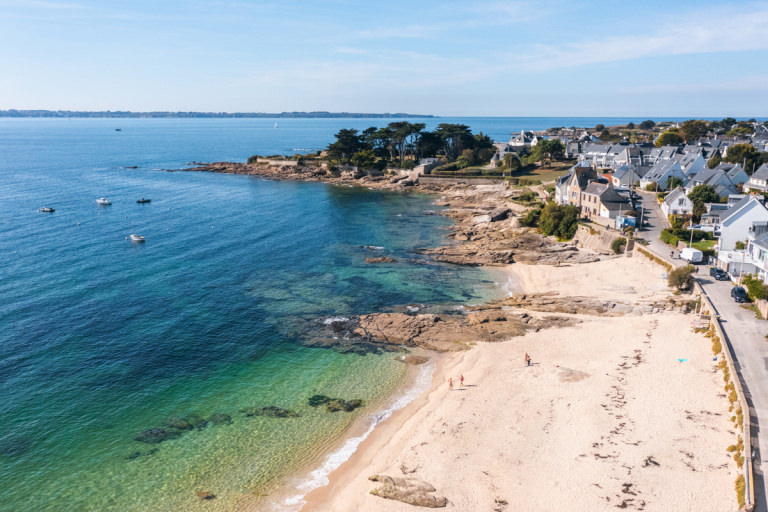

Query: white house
[
  {"left": 745, "top": 163, "right": 768, "bottom": 193},
  {"left": 661, "top": 187, "right": 693, "bottom": 216},
  {"left": 684, "top": 168, "right": 740, "bottom": 198},
  {"left": 718, "top": 196, "right": 768, "bottom": 251}
]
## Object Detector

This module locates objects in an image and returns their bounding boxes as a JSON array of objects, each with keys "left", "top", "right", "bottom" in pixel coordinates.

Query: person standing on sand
[
  {"left": 448, "top": 377, "right": 453, "bottom": 390},
  {"left": 460, "top": 374, "right": 464, "bottom": 387},
  {"left": 524, "top": 353, "right": 531, "bottom": 367}
]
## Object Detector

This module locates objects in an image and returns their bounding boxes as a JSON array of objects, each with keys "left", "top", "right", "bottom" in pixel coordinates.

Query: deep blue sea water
[{"left": 0, "top": 116, "right": 697, "bottom": 511}]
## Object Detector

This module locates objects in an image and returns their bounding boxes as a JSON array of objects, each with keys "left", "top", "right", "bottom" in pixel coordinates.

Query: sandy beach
[{"left": 302, "top": 257, "right": 738, "bottom": 511}]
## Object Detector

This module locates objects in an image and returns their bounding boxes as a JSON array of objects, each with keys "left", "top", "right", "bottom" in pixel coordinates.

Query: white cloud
[{"left": 512, "top": 6, "right": 768, "bottom": 71}]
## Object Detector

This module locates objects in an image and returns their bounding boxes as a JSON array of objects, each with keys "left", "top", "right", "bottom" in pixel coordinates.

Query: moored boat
[
  {"left": 39, "top": 207, "right": 55, "bottom": 213},
  {"left": 96, "top": 197, "right": 112, "bottom": 205},
  {"left": 129, "top": 234, "right": 145, "bottom": 243},
  {"left": 136, "top": 198, "right": 151, "bottom": 204}
]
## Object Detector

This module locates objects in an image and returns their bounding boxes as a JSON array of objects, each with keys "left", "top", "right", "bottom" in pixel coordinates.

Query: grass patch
[
  {"left": 507, "top": 165, "right": 571, "bottom": 184},
  {"left": 741, "top": 303, "right": 764, "bottom": 320},
  {"left": 736, "top": 474, "right": 746, "bottom": 509},
  {"left": 692, "top": 239, "right": 717, "bottom": 251}
]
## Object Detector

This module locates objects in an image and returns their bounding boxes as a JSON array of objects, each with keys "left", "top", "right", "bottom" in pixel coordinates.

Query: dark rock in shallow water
[
  {"left": 135, "top": 428, "right": 183, "bottom": 444},
  {"left": 309, "top": 395, "right": 364, "bottom": 412},
  {"left": 308, "top": 394, "right": 332, "bottom": 407},
  {"left": 165, "top": 417, "right": 193, "bottom": 431},
  {"left": 196, "top": 491, "right": 216, "bottom": 500},
  {"left": 186, "top": 414, "right": 208, "bottom": 429},
  {"left": 208, "top": 413, "right": 232, "bottom": 425},
  {"left": 241, "top": 406, "right": 299, "bottom": 418}
]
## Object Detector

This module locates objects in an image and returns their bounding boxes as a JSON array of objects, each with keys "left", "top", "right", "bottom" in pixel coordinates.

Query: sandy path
[{"left": 303, "top": 258, "right": 737, "bottom": 511}]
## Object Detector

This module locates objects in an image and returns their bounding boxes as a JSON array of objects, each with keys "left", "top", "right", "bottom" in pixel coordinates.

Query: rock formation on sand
[{"left": 368, "top": 474, "right": 447, "bottom": 508}]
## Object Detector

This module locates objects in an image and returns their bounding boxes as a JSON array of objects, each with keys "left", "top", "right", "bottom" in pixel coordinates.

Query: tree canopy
[
  {"left": 688, "top": 184, "right": 720, "bottom": 220},
  {"left": 638, "top": 120, "right": 655, "bottom": 130},
  {"left": 531, "top": 139, "right": 564, "bottom": 164},
  {"left": 655, "top": 131, "right": 684, "bottom": 147},
  {"left": 680, "top": 119, "right": 709, "bottom": 141}
]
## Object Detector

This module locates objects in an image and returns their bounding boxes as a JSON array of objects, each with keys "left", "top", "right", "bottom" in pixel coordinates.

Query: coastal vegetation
[
  {"left": 538, "top": 202, "right": 580, "bottom": 240},
  {"left": 667, "top": 265, "right": 695, "bottom": 290},
  {"left": 324, "top": 122, "right": 494, "bottom": 170}
]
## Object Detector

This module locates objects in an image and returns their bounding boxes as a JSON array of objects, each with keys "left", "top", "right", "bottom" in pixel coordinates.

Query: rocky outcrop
[
  {"left": 314, "top": 311, "right": 577, "bottom": 352},
  {"left": 365, "top": 257, "right": 396, "bottom": 264},
  {"left": 369, "top": 474, "right": 447, "bottom": 508},
  {"left": 474, "top": 293, "right": 682, "bottom": 317},
  {"left": 418, "top": 231, "right": 600, "bottom": 266}
]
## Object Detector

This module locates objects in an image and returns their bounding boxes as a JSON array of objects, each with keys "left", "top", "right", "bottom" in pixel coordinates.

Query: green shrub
[
  {"left": 247, "top": 155, "right": 259, "bottom": 164},
  {"left": 742, "top": 274, "right": 768, "bottom": 300},
  {"left": 538, "top": 202, "right": 580, "bottom": 240},
  {"left": 668, "top": 265, "right": 695, "bottom": 290},
  {"left": 612, "top": 237, "right": 627, "bottom": 254},
  {"left": 519, "top": 207, "right": 542, "bottom": 227}
]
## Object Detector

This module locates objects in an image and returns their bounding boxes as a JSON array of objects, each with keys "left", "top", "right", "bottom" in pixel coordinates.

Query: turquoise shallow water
[{"left": 0, "top": 119, "right": 504, "bottom": 511}]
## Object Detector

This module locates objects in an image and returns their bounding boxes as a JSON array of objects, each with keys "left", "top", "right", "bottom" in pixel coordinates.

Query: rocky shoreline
[{"left": 171, "top": 160, "right": 686, "bottom": 359}]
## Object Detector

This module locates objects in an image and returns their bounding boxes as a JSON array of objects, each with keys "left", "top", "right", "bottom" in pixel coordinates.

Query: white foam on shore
[
  {"left": 279, "top": 360, "right": 436, "bottom": 511},
  {"left": 322, "top": 317, "right": 349, "bottom": 325}
]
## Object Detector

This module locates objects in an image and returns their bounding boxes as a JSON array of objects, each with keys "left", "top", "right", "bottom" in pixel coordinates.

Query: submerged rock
[
  {"left": 241, "top": 406, "right": 299, "bottom": 418},
  {"left": 186, "top": 414, "right": 208, "bottom": 429},
  {"left": 196, "top": 491, "right": 216, "bottom": 500},
  {"left": 164, "top": 417, "right": 193, "bottom": 431},
  {"left": 365, "top": 257, "right": 396, "bottom": 264},
  {"left": 134, "top": 428, "right": 183, "bottom": 444},
  {"left": 308, "top": 395, "right": 332, "bottom": 407},
  {"left": 309, "top": 395, "right": 364, "bottom": 413},
  {"left": 208, "top": 413, "right": 232, "bottom": 425}
]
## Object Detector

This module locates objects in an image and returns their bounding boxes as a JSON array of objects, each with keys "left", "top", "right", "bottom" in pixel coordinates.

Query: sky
[{"left": 1, "top": 0, "right": 767, "bottom": 116}]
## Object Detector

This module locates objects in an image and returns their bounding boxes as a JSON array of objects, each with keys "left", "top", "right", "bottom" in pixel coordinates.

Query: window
[{"left": 678, "top": 198, "right": 685, "bottom": 206}]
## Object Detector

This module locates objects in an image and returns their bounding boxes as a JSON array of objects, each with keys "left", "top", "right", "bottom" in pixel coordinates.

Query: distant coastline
[{"left": 0, "top": 109, "right": 435, "bottom": 119}]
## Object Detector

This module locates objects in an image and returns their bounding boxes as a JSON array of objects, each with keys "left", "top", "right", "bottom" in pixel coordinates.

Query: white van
[{"left": 680, "top": 247, "right": 703, "bottom": 264}]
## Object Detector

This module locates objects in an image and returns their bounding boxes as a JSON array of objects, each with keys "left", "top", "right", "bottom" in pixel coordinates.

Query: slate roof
[
  {"left": 663, "top": 187, "right": 688, "bottom": 206},
  {"left": 752, "top": 163, "right": 768, "bottom": 181}
]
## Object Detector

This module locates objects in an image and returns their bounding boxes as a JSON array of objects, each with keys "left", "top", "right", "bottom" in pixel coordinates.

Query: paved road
[
  {"left": 699, "top": 276, "right": 768, "bottom": 511},
  {"left": 634, "top": 189, "right": 768, "bottom": 510}
]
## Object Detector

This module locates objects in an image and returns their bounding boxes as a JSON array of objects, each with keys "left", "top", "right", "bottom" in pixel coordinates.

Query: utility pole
[{"left": 738, "top": 249, "right": 745, "bottom": 287}]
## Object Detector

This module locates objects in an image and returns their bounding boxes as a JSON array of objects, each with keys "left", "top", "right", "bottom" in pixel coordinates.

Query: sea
[{"left": 0, "top": 116, "right": 692, "bottom": 511}]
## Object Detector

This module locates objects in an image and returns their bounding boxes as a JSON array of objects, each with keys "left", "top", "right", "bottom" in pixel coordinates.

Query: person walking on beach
[
  {"left": 459, "top": 374, "right": 464, "bottom": 387},
  {"left": 448, "top": 377, "right": 453, "bottom": 390},
  {"left": 524, "top": 352, "right": 531, "bottom": 367}
]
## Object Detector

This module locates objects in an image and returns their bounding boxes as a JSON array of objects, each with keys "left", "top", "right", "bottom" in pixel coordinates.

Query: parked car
[
  {"left": 709, "top": 267, "right": 729, "bottom": 280},
  {"left": 731, "top": 286, "right": 749, "bottom": 303}
]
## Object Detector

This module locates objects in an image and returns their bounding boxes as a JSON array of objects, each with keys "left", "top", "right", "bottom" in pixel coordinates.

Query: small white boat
[
  {"left": 129, "top": 234, "right": 145, "bottom": 243},
  {"left": 96, "top": 197, "right": 112, "bottom": 205},
  {"left": 39, "top": 207, "right": 55, "bottom": 213}
]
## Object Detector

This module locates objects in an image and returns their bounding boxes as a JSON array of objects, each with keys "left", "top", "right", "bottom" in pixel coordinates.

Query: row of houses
[{"left": 658, "top": 163, "right": 768, "bottom": 217}]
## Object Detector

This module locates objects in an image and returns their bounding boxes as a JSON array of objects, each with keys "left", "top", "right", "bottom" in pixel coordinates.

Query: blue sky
[{"left": 1, "top": 0, "right": 767, "bottom": 116}]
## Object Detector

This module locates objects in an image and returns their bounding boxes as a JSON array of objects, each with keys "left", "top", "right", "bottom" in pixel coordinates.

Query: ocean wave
[
  {"left": 322, "top": 317, "right": 349, "bottom": 325},
  {"left": 281, "top": 360, "right": 435, "bottom": 511},
  {"left": 360, "top": 245, "right": 384, "bottom": 251}
]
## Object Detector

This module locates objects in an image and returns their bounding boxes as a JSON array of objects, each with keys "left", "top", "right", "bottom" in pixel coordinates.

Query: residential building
[
  {"left": 555, "top": 163, "right": 597, "bottom": 206},
  {"left": 579, "top": 182, "right": 632, "bottom": 224},
  {"left": 745, "top": 163, "right": 768, "bottom": 193},
  {"left": 639, "top": 160, "right": 686, "bottom": 191},
  {"left": 661, "top": 187, "right": 693, "bottom": 216}
]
